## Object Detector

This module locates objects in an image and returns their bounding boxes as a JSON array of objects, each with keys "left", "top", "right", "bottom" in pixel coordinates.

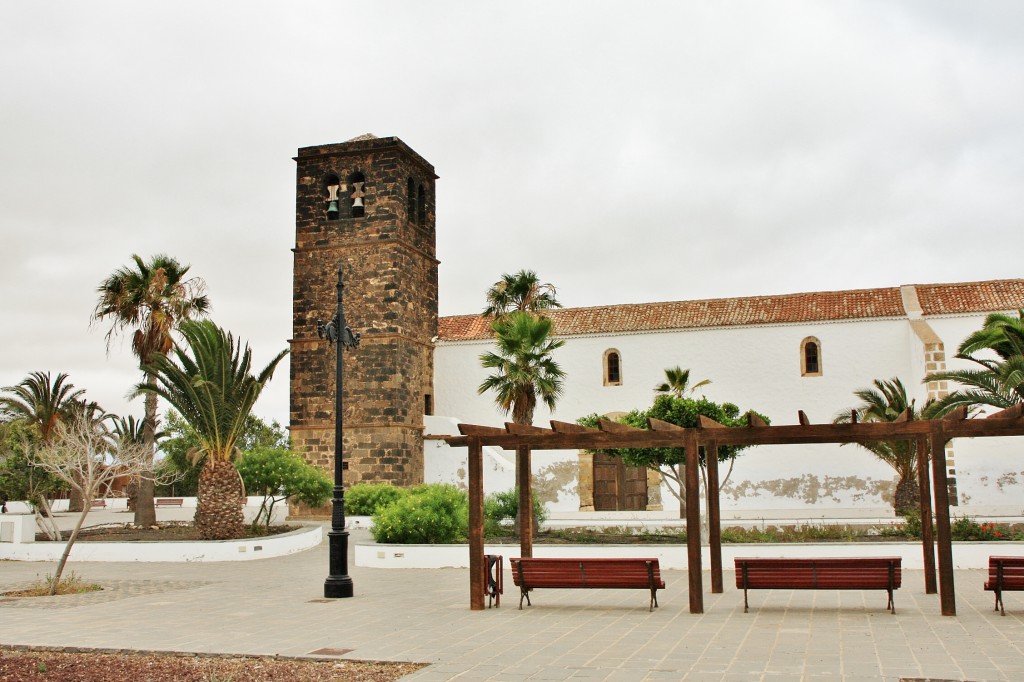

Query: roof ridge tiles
[{"left": 436, "top": 278, "right": 1024, "bottom": 342}]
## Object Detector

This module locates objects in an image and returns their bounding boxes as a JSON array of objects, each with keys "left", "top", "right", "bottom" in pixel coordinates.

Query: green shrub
[
  {"left": 951, "top": 516, "right": 1007, "bottom": 541},
  {"left": 237, "top": 447, "right": 332, "bottom": 530},
  {"left": 371, "top": 484, "right": 468, "bottom": 544},
  {"left": 346, "top": 482, "right": 407, "bottom": 516},
  {"left": 483, "top": 488, "right": 547, "bottom": 536}
]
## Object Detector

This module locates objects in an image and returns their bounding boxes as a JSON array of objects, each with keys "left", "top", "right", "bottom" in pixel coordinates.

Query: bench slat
[
  {"left": 510, "top": 558, "right": 664, "bottom": 611},
  {"left": 735, "top": 557, "right": 900, "bottom": 614},
  {"left": 984, "top": 556, "right": 1024, "bottom": 615}
]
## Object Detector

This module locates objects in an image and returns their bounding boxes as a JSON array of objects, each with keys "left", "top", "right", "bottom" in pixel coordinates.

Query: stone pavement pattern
[{"left": 2, "top": 528, "right": 1023, "bottom": 681}]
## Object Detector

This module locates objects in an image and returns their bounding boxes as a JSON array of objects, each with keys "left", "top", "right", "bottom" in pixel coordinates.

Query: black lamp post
[{"left": 317, "top": 263, "right": 361, "bottom": 599}]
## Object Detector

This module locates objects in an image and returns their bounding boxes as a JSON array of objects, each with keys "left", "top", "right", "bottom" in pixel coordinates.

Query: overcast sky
[{"left": 2, "top": 1, "right": 1022, "bottom": 427}]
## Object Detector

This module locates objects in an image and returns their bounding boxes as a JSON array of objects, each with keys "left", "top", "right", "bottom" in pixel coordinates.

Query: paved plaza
[{"left": 2, "top": 518, "right": 1023, "bottom": 681}]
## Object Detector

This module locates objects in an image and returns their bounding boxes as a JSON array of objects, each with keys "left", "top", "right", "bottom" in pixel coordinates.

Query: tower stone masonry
[{"left": 290, "top": 135, "right": 438, "bottom": 490}]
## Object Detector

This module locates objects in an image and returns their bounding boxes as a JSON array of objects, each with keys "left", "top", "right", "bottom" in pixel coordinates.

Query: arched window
[
  {"left": 603, "top": 349, "right": 622, "bottom": 386},
  {"left": 801, "top": 337, "right": 822, "bottom": 376},
  {"left": 349, "top": 171, "right": 366, "bottom": 218},
  {"left": 324, "top": 174, "right": 341, "bottom": 220},
  {"left": 416, "top": 183, "right": 426, "bottom": 226}
]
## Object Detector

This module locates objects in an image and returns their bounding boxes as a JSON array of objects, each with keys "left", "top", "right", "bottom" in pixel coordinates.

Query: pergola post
[
  {"left": 518, "top": 444, "right": 533, "bottom": 559},
  {"left": 685, "top": 428, "right": 703, "bottom": 613},
  {"left": 929, "top": 424, "right": 956, "bottom": 616},
  {"left": 447, "top": 407, "right": 1024, "bottom": 614},
  {"left": 468, "top": 436, "right": 485, "bottom": 610},
  {"left": 916, "top": 436, "right": 937, "bottom": 594},
  {"left": 706, "top": 440, "right": 723, "bottom": 594}
]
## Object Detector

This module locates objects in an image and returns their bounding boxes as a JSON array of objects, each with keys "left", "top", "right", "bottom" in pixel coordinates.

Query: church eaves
[{"left": 437, "top": 279, "right": 1024, "bottom": 342}]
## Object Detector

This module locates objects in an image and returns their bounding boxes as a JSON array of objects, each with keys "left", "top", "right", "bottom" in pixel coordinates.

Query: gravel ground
[{"left": 0, "top": 649, "right": 425, "bottom": 681}]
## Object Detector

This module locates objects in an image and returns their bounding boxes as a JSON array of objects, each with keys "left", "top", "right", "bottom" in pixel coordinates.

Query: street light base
[{"left": 324, "top": 576, "right": 354, "bottom": 599}]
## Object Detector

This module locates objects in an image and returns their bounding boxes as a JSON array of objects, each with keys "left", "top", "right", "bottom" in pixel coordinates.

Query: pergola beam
[{"left": 442, "top": 413, "right": 1024, "bottom": 616}]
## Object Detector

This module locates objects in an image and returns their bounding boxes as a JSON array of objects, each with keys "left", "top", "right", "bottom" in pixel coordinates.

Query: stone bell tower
[{"left": 290, "top": 134, "right": 438, "bottom": 487}]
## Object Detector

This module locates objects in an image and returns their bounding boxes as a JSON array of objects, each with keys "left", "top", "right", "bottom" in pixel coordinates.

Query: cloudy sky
[{"left": 2, "top": 1, "right": 1022, "bottom": 427}]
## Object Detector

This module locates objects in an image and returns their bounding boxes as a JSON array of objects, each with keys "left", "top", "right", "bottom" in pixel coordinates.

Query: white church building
[{"left": 425, "top": 279, "right": 1024, "bottom": 522}]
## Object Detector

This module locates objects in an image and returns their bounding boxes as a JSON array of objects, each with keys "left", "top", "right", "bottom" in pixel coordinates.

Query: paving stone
[{"left": 2, "top": 528, "right": 1022, "bottom": 681}]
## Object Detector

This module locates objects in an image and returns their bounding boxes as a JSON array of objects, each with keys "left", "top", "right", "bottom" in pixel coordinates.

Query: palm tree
[
  {"left": 0, "top": 371, "right": 85, "bottom": 512},
  {"left": 479, "top": 312, "right": 566, "bottom": 426},
  {"left": 110, "top": 415, "right": 148, "bottom": 445},
  {"left": 479, "top": 311, "right": 566, "bottom": 497},
  {"left": 0, "top": 372, "right": 86, "bottom": 443},
  {"left": 925, "top": 310, "right": 1024, "bottom": 416},
  {"left": 834, "top": 378, "right": 924, "bottom": 515},
  {"left": 92, "top": 254, "right": 209, "bottom": 526},
  {"left": 136, "top": 320, "right": 287, "bottom": 540},
  {"left": 654, "top": 366, "right": 711, "bottom": 398},
  {"left": 483, "top": 270, "right": 562, "bottom": 319}
]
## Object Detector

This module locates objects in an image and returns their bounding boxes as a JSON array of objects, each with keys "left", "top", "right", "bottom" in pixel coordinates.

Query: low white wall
[
  {"left": 0, "top": 524, "right": 323, "bottom": 562},
  {"left": 355, "top": 540, "right": 1016, "bottom": 570},
  {"left": 0, "top": 515, "right": 36, "bottom": 543},
  {"left": 2, "top": 497, "right": 289, "bottom": 526}
]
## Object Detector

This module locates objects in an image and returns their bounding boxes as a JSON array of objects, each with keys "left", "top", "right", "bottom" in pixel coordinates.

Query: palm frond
[{"left": 136, "top": 320, "right": 287, "bottom": 464}]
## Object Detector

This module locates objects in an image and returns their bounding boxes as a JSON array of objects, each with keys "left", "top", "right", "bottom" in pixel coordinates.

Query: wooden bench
[
  {"left": 984, "top": 556, "right": 1024, "bottom": 615},
  {"left": 155, "top": 498, "right": 184, "bottom": 507},
  {"left": 510, "top": 557, "right": 665, "bottom": 612},
  {"left": 735, "top": 557, "right": 901, "bottom": 614},
  {"left": 90, "top": 499, "right": 107, "bottom": 508}
]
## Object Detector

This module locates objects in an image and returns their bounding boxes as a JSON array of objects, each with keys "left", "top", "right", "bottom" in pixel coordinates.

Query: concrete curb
[
  {"left": 0, "top": 524, "right": 323, "bottom": 563},
  {"left": 356, "top": 539, "right": 1023, "bottom": 569}
]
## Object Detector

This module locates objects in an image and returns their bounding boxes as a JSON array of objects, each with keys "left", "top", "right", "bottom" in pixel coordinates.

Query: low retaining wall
[
  {"left": 0, "top": 524, "right": 323, "bottom": 562},
  {"left": 356, "top": 541, "right": 1014, "bottom": 570}
]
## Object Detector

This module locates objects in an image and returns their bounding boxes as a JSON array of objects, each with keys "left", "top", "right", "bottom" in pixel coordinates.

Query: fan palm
[
  {"left": 925, "top": 310, "right": 1024, "bottom": 416},
  {"left": 478, "top": 312, "right": 566, "bottom": 425},
  {"left": 136, "top": 320, "right": 287, "bottom": 540},
  {"left": 654, "top": 366, "right": 711, "bottom": 398},
  {"left": 483, "top": 270, "right": 562, "bottom": 319},
  {"left": 478, "top": 311, "right": 566, "bottom": 514},
  {"left": 834, "top": 378, "right": 923, "bottom": 514},
  {"left": 92, "top": 253, "right": 209, "bottom": 525}
]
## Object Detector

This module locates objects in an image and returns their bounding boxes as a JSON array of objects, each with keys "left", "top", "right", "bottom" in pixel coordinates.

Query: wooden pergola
[{"left": 439, "top": 404, "right": 1024, "bottom": 616}]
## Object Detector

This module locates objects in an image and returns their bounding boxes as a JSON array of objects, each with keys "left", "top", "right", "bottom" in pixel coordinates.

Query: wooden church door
[{"left": 593, "top": 452, "right": 648, "bottom": 511}]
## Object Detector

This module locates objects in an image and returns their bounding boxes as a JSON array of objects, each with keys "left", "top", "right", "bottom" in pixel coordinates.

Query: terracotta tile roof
[
  {"left": 915, "top": 280, "right": 1024, "bottom": 316},
  {"left": 438, "top": 279, "right": 1024, "bottom": 342}
]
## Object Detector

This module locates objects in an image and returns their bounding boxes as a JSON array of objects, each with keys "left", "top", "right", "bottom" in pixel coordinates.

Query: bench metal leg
[
  {"left": 743, "top": 588, "right": 749, "bottom": 613},
  {"left": 887, "top": 589, "right": 895, "bottom": 614},
  {"left": 995, "top": 590, "right": 1004, "bottom": 616},
  {"left": 518, "top": 587, "right": 531, "bottom": 610},
  {"left": 649, "top": 588, "right": 658, "bottom": 612}
]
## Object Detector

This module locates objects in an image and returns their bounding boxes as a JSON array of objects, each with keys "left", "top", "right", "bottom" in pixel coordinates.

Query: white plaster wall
[
  {"left": 423, "top": 416, "right": 581, "bottom": 508},
  {"left": 927, "top": 316, "right": 1024, "bottom": 514},
  {"left": 434, "top": 310, "right": 1024, "bottom": 517}
]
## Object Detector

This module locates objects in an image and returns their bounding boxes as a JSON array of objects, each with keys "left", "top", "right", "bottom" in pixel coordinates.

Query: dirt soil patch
[
  {"left": 36, "top": 523, "right": 299, "bottom": 542},
  {"left": 0, "top": 648, "right": 424, "bottom": 682}
]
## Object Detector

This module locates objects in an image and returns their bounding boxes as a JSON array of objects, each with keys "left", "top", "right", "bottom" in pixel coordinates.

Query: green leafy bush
[
  {"left": 483, "top": 488, "right": 547, "bottom": 536},
  {"left": 721, "top": 524, "right": 857, "bottom": 543},
  {"left": 346, "top": 482, "right": 407, "bottom": 516},
  {"left": 237, "top": 447, "right": 331, "bottom": 529},
  {"left": 371, "top": 484, "right": 468, "bottom": 544},
  {"left": 951, "top": 516, "right": 1008, "bottom": 541}
]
